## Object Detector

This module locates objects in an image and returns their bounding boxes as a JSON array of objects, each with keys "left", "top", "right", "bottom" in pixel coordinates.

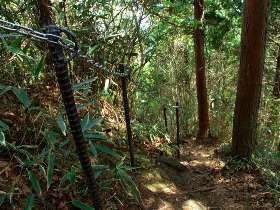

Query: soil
[{"left": 132, "top": 139, "right": 277, "bottom": 210}]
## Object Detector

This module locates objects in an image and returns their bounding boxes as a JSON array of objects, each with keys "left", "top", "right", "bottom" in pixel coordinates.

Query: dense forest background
[{"left": 0, "top": 0, "right": 279, "bottom": 209}]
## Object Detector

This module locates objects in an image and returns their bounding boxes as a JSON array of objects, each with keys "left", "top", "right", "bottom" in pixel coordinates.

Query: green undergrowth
[
  {"left": 216, "top": 142, "right": 280, "bottom": 204},
  {"left": 253, "top": 150, "right": 280, "bottom": 193},
  {"left": 0, "top": 84, "right": 141, "bottom": 209},
  {"left": 158, "top": 143, "right": 178, "bottom": 157}
]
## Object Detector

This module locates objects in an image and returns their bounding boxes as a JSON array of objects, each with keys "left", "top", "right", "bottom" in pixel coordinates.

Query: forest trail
[{"left": 134, "top": 139, "right": 275, "bottom": 210}]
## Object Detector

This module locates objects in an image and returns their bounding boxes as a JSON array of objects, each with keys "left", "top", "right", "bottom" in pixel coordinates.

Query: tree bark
[
  {"left": 232, "top": 0, "right": 270, "bottom": 158},
  {"left": 272, "top": 46, "right": 280, "bottom": 98},
  {"left": 193, "top": 0, "right": 210, "bottom": 141},
  {"left": 36, "top": 0, "right": 54, "bottom": 74},
  {"left": 36, "top": 0, "right": 53, "bottom": 27}
]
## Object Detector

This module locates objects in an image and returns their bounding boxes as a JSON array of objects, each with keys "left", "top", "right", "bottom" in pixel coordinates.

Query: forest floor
[
  {"left": 132, "top": 138, "right": 277, "bottom": 210},
  {"left": 0, "top": 88, "right": 278, "bottom": 209}
]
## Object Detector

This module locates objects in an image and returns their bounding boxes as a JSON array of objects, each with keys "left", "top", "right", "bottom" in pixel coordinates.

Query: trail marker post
[
  {"left": 163, "top": 107, "right": 168, "bottom": 133},
  {"left": 119, "top": 64, "right": 135, "bottom": 167},
  {"left": 175, "top": 102, "right": 180, "bottom": 158},
  {"left": 47, "top": 26, "right": 102, "bottom": 210}
]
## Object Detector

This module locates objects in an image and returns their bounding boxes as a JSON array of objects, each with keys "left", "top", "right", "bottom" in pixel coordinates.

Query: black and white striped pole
[
  {"left": 174, "top": 102, "right": 180, "bottom": 158},
  {"left": 163, "top": 107, "right": 168, "bottom": 133},
  {"left": 47, "top": 25, "right": 102, "bottom": 210},
  {"left": 119, "top": 64, "right": 135, "bottom": 167}
]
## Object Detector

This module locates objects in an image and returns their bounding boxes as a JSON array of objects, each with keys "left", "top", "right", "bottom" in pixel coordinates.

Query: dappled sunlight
[
  {"left": 142, "top": 169, "right": 182, "bottom": 195},
  {"left": 145, "top": 182, "right": 178, "bottom": 194},
  {"left": 158, "top": 200, "right": 174, "bottom": 210},
  {"left": 196, "top": 152, "right": 210, "bottom": 158},
  {"left": 182, "top": 199, "right": 207, "bottom": 210},
  {"left": 138, "top": 139, "right": 276, "bottom": 209},
  {"left": 0, "top": 0, "right": 278, "bottom": 209},
  {"left": 187, "top": 159, "right": 217, "bottom": 169},
  {"left": 142, "top": 170, "right": 163, "bottom": 181}
]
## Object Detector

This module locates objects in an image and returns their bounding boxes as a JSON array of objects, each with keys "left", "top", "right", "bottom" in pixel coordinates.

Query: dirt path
[{"left": 135, "top": 139, "right": 276, "bottom": 210}]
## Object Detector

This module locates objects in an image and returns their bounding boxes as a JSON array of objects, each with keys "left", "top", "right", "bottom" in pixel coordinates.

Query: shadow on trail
[
  {"left": 135, "top": 164, "right": 217, "bottom": 209},
  {"left": 134, "top": 147, "right": 218, "bottom": 209},
  {"left": 132, "top": 140, "right": 276, "bottom": 210}
]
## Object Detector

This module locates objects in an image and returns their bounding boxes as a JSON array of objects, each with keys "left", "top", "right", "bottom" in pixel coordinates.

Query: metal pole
[
  {"left": 175, "top": 102, "right": 180, "bottom": 158},
  {"left": 163, "top": 107, "right": 168, "bottom": 133},
  {"left": 120, "top": 64, "right": 135, "bottom": 167},
  {"left": 47, "top": 25, "right": 102, "bottom": 210}
]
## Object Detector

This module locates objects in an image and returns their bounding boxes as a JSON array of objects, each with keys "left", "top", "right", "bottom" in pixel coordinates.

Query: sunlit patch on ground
[
  {"left": 145, "top": 182, "right": 178, "bottom": 194},
  {"left": 142, "top": 170, "right": 162, "bottom": 181},
  {"left": 157, "top": 200, "right": 174, "bottom": 210},
  {"left": 136, "top": 139, "right": 276, "bottom": 210},
  {"left": 182, "top": 199, "right": 207, "bottom": 210},
  {"left": 142, "top": 170, "right": 182, "bottom": 195}
]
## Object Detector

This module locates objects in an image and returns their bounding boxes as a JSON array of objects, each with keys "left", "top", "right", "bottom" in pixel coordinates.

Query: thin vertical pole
[
  {"left": 47, "top": 26, "right": 102, "bottom": 210},
  {"left": 120, "top": 64, "right": 135, "bottom": 167},
  {"left": 163, "top": 107, "right": 168, "bottom": 133},
  {"left": 175, "top": 102, "right": 180, "bottom": 158}
]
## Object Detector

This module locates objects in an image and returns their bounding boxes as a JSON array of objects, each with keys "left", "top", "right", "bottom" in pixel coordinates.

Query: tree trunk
[
  {"left": 272, "top": 46, "right": 280, "bottom": 98},
  {"left": 36, "top": 0, "right": 54, "bottom": 75},
  {"left": 193, "top": 0, "right": 210, "bottom": 141},
  {"left": 232, "top": 0, "right": 270, "bottom": 158},
  {"left": 36, "top": 0, "right": 53, "bottom": 27}
]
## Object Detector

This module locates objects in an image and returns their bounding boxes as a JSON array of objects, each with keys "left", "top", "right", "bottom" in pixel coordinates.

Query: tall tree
[
  {"left": 35, "top": 0, "right": 54, "bottom": 69},
  {"left": 36, "top": 0, "right": 53, "bottom": 27},
  {"left": 232, "top": 0, "right": 270, "bottom": 158},
  {"left": 193, "top": 0, "right": 210, "bottom": 141}
]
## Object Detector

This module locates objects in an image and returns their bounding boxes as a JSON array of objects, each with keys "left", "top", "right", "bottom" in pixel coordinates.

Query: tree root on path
[{"left": 187, "top": 186, "right": 216, "bottom": 194}]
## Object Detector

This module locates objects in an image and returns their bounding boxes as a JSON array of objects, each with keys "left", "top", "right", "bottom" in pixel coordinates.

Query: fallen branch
[{"left": 188, "top": 186, "right": 216, "bottom": 193}]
